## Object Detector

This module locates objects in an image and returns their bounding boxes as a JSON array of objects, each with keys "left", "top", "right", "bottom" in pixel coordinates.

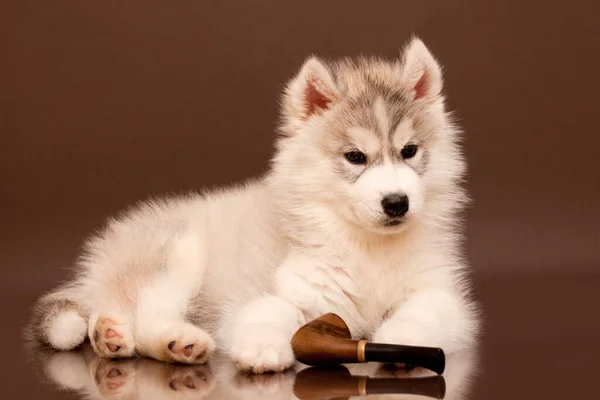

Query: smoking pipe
[
  {"left": 291, "top": 313, "right": 445, "bottom": 375},
  {"left": 293, "top": 365, "right": 446, "bottom": 399}
]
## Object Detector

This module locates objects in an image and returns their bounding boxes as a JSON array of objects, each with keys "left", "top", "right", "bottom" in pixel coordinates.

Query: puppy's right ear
[{"left": 281, "top": 57, "right": 340, "bottom": 131}]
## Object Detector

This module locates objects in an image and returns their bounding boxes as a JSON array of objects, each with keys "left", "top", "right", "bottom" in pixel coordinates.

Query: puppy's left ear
[
  {"left": 282, "top": 57, "right": 340, "bottom": 130},
  {"left": 400, "top": 37, "right": 443, "bottom": 102}
]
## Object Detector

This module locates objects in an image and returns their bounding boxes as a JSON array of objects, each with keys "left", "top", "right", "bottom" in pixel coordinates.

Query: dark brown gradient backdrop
[
  {"left": 2, "top": 2, "right": 600, "bottom": 312},
  {"left": 2, "top": 1, "right": 600, "bottom": 398}
]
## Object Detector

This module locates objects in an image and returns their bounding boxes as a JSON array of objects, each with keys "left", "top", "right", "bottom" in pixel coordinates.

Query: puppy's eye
[
  {"left": 401, "top": 144, "right": 418, "bottom": 159},
  {"left": 344, "top": 150, "right": 367, "bottom": 165}
]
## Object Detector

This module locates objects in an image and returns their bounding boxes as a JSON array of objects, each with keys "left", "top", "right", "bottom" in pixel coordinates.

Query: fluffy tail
[{"left": 26, "top": 286, "right": 89, "bottom": 351}]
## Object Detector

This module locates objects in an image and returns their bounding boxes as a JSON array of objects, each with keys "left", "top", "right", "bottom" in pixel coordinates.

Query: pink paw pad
[
  {"left": 168, "top": 340, "right": 207, "bottom": 362},
  {"left": 91, "top": 315, "right": 134, "bottom": 358}
]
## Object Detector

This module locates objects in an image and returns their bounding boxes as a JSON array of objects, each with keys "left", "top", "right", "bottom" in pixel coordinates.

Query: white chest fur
[{"left": 275, "top": 243, "right": 419, "bottom": 339}]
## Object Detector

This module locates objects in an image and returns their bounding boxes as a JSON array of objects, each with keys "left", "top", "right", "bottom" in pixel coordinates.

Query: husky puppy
[{"left": 29, "top": 37, "right": 479, "bottom": 373}]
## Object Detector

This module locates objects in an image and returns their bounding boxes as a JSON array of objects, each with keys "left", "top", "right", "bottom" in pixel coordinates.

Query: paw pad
[
  {"left": 161, "top": 323, "right": 214, "bottom": 365},
  {"left": 90, "top": 314, "right": 134, "bottom": 358}
]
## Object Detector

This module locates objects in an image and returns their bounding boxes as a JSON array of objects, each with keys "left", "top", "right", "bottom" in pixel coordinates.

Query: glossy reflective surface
[
  {"left": 25, "top": 344, "right": 474, "bottom": 400},
  {"left": 5, "top": 272, "right": 598, "bottom": 399}
]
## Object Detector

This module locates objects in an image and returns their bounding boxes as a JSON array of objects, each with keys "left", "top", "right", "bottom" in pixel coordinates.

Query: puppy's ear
[
  {"left": 400, "top": 37, "right": 443, "bottom": 102},
  {"left": 282, "top": 57, "right": 340, "bottom": 129}
]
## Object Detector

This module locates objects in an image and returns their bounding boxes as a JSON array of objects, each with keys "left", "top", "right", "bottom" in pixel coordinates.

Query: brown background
[{"left": 1, "top": 1, "right": 599, "bottom": 399}]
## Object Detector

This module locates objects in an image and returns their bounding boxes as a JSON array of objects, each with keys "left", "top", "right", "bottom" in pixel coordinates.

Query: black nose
[{"left": 381, "top": 194, "right": 409, "bottom": 218}]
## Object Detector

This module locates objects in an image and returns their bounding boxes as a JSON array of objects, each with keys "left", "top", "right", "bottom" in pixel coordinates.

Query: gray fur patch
[
  {"left": 334, "top": 159, "right": 366, "bottom": 183},
  {"left": 404, "top": 149, "right": 429, "bottom": 176},
  {"left": 323, "top": 57, "right": 434, "bottom": 182}
]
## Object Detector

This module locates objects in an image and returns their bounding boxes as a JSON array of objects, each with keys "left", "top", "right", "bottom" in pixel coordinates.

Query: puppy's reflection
[
  {"left": 41, "top": 345, "right": 215, "bottom": 399},
  {"left": 32, "top": 343, "right": 478, "bottom": 400},
  {"left": 35, "top": 344, "right": 296, "bottom": 400}
]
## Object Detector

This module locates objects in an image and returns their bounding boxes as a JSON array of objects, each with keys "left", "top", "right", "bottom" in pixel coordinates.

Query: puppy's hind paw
[
  {"left": 163, "top": 323, "right": 215, "bottom": 365},
  {"left": 90, "top": 314, "right": 135, "bottom": 358}
]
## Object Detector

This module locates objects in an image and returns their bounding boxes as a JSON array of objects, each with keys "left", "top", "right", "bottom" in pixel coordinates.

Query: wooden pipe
[
  {"left": 291, "top": 313, "right": 445, "bottom": 375},
  {"left": 293, "top": 365, "right": 446, "bottom": 399}
]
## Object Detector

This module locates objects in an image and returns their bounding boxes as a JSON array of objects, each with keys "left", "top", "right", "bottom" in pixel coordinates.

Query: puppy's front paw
[
  {"left": 230, "top": 329, "right": 295, "bottom": 374},
  {"left": 373, "top": 320, "right": 438, "bottom": 371},
  {"left": 373, "top": 320, "right": 433, "bottom": 348}
]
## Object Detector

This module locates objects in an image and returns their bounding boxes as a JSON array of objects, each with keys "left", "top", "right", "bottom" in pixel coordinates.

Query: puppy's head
[{"left": 270, "top": 37, "right": 466, "bottom": 236}]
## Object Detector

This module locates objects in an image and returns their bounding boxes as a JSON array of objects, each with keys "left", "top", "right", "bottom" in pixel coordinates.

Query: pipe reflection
[{"left": 294, "top": 365, "right": 445, "bottom": 399}]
